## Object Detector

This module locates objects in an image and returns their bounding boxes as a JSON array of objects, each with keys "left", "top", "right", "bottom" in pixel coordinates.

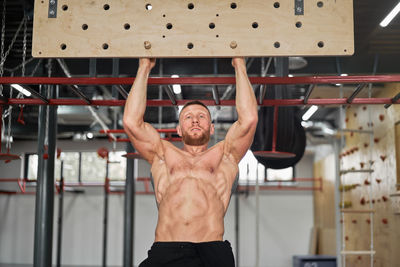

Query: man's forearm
[
  {"left": 234, "top": 62, "right": 258, "bottom": 123},
  {"left": 123, "top": 65, "right": 152, "bottom": 126}
]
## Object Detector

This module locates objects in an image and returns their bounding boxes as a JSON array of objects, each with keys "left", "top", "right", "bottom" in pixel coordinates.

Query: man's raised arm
[
  {"left": 224, "top": 58, "right": 258, "bottom": 163},
  {"left": 123, "top": 58, "right": 162, "bottom": 164}
]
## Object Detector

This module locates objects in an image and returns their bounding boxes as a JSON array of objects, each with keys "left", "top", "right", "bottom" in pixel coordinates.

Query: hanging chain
[
  {"left": 22, "top": 15, "right": 27, "bottom": 77},
  {"left": 6, "top": 86, "right": 13, "bottom": 152},
  {"left": 0, "top": 0, "right": 6, "bottom": 95},
  {"left": 16, "top": 15, "right": 28, "bottom": 100},
  {"left": 0, "top": 16, "right": 25, "bottom": 70},
  {"left": 44, "top": 59, "right": 53, "bottom": 147}
]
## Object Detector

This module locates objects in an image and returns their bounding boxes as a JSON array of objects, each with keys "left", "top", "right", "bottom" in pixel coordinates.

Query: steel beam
[
  {"left": 346, "top": 83, "right": 367, "bottom": 104},
  {"left": 384, "top": 92, "right": 400, "bottom": 109},
  {"left": 1, "top": 75, "right": 400, "bottom": 85},
  {"left": 303, "top": 84, "right": 315, "bottom": 104}
]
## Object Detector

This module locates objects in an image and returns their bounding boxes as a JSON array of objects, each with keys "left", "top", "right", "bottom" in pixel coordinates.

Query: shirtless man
[{"left": 123, "top": 58, "right": 258, "bottom": 267}]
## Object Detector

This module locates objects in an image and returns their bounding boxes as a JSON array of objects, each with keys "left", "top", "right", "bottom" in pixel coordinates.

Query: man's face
[{"left": 177, "top": 104, "right": 214, "bottom": 146}]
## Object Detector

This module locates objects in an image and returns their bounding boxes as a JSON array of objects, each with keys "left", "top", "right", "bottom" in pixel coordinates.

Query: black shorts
[{"left": 139, "top": 240, "right": 235, "bottom": 267}]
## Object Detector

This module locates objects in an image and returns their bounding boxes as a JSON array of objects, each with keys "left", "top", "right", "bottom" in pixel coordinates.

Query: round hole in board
[
  {"left": 39, "top": 51, "right": 42, "bottom": 54},
  {"left": 103, "top": 4, "right": 110, "bottom": 10},
  {"left": 318, "top": 41, "right": 324, "bottom": 48},
  {"left": 216, "top": 14, "right": 219, "bottom": 17},
  {"left": 344, "top": 49, "right": 347, "bottom": 52},
  {"left": 187, "top": 42, "right": 194, "bottom": 49},
  {"left": 41, "top": 1, "right": 44, "bottom": 3},
  {"left": 252, "top": 22, "right": 259, "bottom": 28},
  {"left": 188, "top": 3, "right": 194, "bottom": 9},
  {"left": 60, "top": 43, "right": 67, "bottom": 50},
  {"left": 162, "top": 35, "right": 166, "bottom": 38},
  {"left": 103, "top": 43, "right": 109, "bottom": 50},
  {"left": 295, "top": 21, "right": 302, "bottom": 28},
  {"left": 209, "top": 23, "right": 215, "bottom": 29},
  {"left": 274, "top": 2, "right": 280, "bottom": 8},
  {"left": 163, "top": 14, "right": 166, "bottom": 17},
  {"left": 231, "top": 3, "right": 237, "bottom": 9},
  {"left": 62, "top": 5, "right": 68, "bottom": 11},
  {"left": 216, "top": 34, "right": 219, "bottom": 38},
  {"left": 274, "top": 42, "right": 280, "bottom": 48},
  {"left": 317, "top": 1, "right": 324, "bottom": 8},
  {"left": 82, "top": 24, "right": 88, "bottom": 30},
  {"left": 124, "top": 23, "right": 130, "bottom": 30},
  {"left": 146, "top": 4, "right": 152, "bottom": 10},
  {"left": 166, "top": 23, "right": 173, "bottom": 29}
]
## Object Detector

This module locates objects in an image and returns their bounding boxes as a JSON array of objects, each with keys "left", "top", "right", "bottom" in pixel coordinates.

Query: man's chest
[{"left": 165, "top": 150, "right": 223, "bottom": 179}]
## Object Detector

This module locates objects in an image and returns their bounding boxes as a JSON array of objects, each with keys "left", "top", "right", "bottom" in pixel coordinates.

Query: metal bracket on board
[
  {"left": 295, "top": 0, "right": 304, "bottom": 15},
  {"left": 48, "top": 0, "right": 58, "bottom": 18}
]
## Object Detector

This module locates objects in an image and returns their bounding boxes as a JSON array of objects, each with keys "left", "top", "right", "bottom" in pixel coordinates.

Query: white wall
[{"left": 0, "top": 140, "right": 314, "bottom": 267}]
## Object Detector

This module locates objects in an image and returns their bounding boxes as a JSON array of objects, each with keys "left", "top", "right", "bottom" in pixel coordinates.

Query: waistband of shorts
[{"left": 152, "top": 240, "right": 230, "bottom": 249}]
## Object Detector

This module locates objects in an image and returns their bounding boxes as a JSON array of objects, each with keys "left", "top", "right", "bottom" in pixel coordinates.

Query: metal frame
[{"left": 0, "top": 75, "right": 399, "bottom": 106}]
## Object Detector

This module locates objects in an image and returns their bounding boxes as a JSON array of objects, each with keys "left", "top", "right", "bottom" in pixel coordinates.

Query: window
[
  {"left": 26, "top": 150, "right": 127, "bottom": 181},
  {"left": 238, "top": 150, "right": 294, "bottom": 183}
]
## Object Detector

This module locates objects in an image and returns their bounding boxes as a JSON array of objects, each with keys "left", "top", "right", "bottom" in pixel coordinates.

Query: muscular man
[{"left": 123, "top": 58, "right": 258, "bottom": 267}]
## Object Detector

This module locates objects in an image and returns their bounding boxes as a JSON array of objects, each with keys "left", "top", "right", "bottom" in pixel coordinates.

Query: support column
[
  {"left": 235, "top": 191, "right": 240, "bottom": 267},
  {"left": 123, "top": 143, "right": 135, "bottom": 267},
  {"left": 56, "top": 161, "right": 64, "bottom": 267},
  {"left": 103, "top": 161, "right": 110, "bottom": 267},
  {"left": 33, "top": 84, "right": 58, "bottom": 267}
]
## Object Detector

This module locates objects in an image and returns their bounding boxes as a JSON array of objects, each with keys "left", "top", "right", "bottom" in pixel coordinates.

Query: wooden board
[{"left": 32, "top": 0, "right": 354, "bottom": 58}]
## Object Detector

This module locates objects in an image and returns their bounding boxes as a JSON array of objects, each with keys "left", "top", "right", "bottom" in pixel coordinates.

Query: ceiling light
[
  {"left": 302, "top": 105, "right": 318, "bottom": 121},
  {"left": 171, "top": 75, "right": 181, "bottom": 94},
  {"left": 11, "top": 84, "right": 31, "bottom": 97},
  {"left": 86, "top": 132, "right": 94, "bottom": 139},
  {"left": 380, "top": 2, "right": 400, "bottom": 27}
]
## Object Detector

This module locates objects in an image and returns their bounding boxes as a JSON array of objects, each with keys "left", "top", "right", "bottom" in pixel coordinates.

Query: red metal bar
[
  {"left": 237, "top": 185, "right": 321, "bottom": 191},
  {"left": 100, "top": 129, "right": 177, "bottom": 134},
  {"left": 2, "top": 75, "right": 400, "bottom": 85},
  {"left": 116, "top": 137, "right": 181, "bottom": 143},
  {"left": 5, "top": 98, "right": 399, "bottom": 106},
  {"left": 0, "top": 178, "right": 36, "bottom": 182}
]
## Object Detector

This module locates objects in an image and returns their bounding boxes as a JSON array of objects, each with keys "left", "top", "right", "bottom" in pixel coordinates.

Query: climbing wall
[
  {"left": 32, "top": 0, "right": 354, "bottom": 58},
  {"left": 339, "top": 84, "right": 400, "bottom": 267}
]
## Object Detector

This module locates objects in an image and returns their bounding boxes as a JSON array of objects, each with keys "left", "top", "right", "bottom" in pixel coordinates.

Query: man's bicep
[
  {"left": 224, "top": 121, "right": 257, "bottom": 163},
  {"left": 124, "top": 122, "right": 162, "bottom": 163}
]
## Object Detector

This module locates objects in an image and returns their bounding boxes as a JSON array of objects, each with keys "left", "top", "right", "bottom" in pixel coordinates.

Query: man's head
[{"left": 177, "top": 101, "right": 214, "bottom": 146}]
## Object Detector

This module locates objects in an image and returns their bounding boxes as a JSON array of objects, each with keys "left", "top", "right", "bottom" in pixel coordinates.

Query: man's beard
[{"left": 182, "top": 130, "right": 210, "bottom": 146}]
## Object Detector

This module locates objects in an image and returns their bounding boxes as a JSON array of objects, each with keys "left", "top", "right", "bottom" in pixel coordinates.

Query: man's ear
[
  {"left": 210, "top": 123, "right": 215, "bottom": 135},
  {"left": 176, "top": 124, "right": 182, "bottom": 137}
]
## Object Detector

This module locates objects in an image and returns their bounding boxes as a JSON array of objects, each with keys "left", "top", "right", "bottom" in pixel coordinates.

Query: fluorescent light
[
  {"left": 86, "top": 132, "right": 94, "bottom": 139},
  {"left": 11, "top": 84, "right": 31, "bottom": 97},
  {"left": 302, "top": 105, "right": 318, "bottom": 121},
  {"left": 380, "top": 2, "right": 400, "bottom": 27},
  {"left": 171, "top": 75, "right": 181, "bottom": 94}
]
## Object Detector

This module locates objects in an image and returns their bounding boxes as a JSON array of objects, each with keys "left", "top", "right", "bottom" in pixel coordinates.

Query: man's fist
[
  {"left": 139, "top": 58, "right": 156, "bottom": 70},
  {"left": 232, "top": 57, "right": 245, "bottom": 69}
]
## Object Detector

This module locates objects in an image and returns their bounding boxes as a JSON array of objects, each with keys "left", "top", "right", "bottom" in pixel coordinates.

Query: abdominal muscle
[{"left": 154, "top": 176, "right": 226, "bottom": 242}]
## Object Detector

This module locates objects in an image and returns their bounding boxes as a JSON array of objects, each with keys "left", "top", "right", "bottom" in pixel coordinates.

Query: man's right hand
[{"left": 139, "top": 58, "right": 156, "bottom": 71}]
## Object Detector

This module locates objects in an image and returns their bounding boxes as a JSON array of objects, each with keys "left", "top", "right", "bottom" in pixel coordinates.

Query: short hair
[{"left": 179, "top": 100, "right": 211, "bottom": 120}]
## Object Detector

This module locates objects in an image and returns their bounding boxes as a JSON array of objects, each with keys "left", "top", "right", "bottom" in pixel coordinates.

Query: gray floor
[{"left": 0, "top": 265, "right": 122, "bottom": 267}]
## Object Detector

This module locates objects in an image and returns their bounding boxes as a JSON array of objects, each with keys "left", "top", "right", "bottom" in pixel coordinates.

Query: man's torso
[{"left": 150, "top": 140, "right": 238, "bottom": 242}]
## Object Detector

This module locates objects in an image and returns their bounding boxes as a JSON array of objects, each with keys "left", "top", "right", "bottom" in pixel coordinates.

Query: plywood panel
[{"left": 32, "top": 0, "right": 354, "bottom": 58}]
